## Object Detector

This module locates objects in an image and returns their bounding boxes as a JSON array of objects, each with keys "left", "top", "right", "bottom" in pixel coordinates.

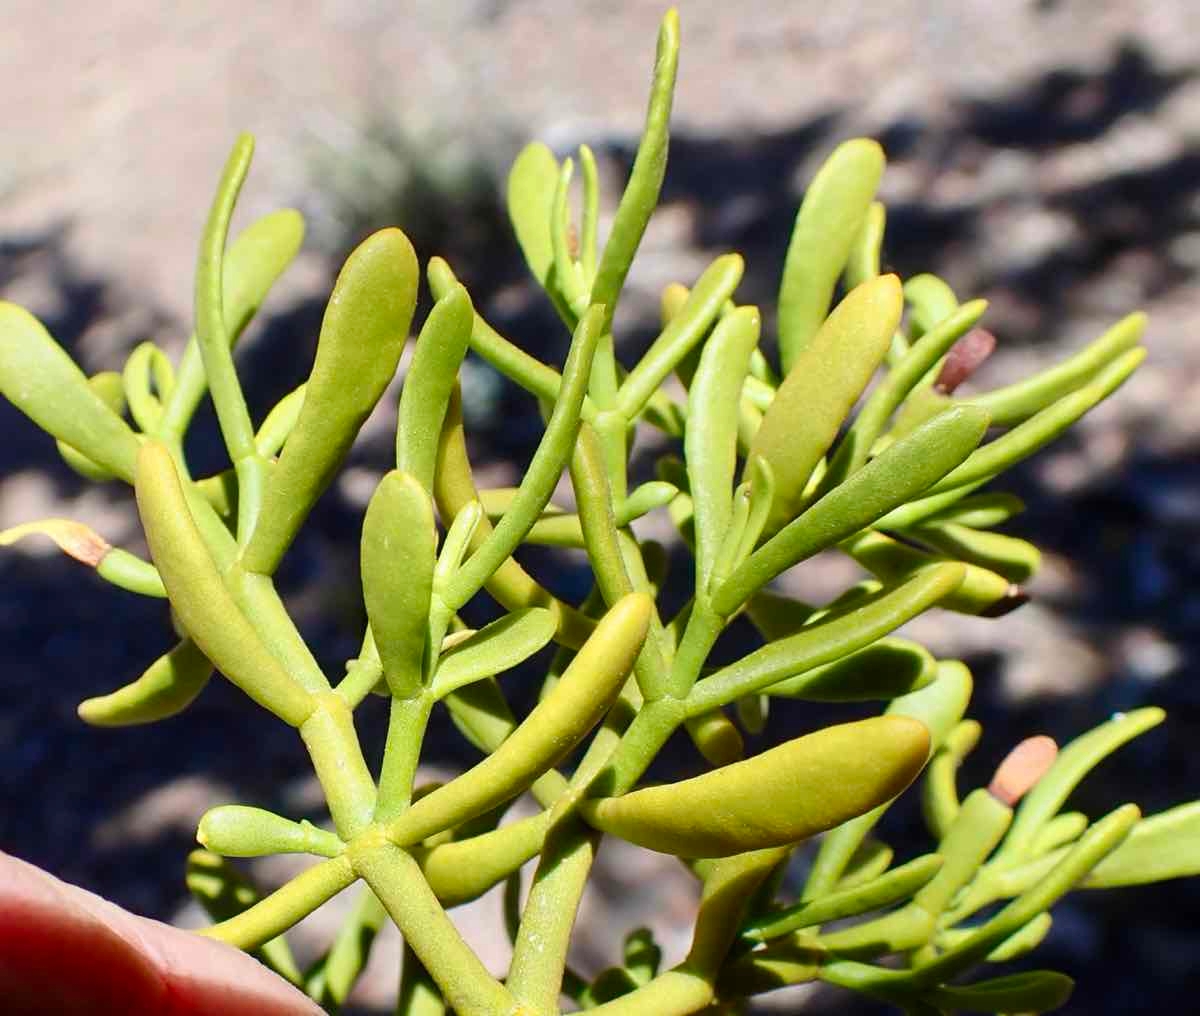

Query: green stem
[
  {"left": 352, "top": 836, "right": 520, "bottom": 1016},
  {"left": 375, "top": 693, "right": 435, "bottom": 821},
  {"left": 300, "top": 693, "right": 377, "bottom": 838},
  {"left": 200, "top": 854, "right": 356, "bottom": 951}
]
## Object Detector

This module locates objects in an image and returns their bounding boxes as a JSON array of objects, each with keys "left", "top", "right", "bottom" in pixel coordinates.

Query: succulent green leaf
[
  {"left": 968, "top": 311, "right": 1146, "bottom": 426},
  {"left": 1031, "top": 811, "right": 1090, "bottom": 856},
  {"left": 915, "top": 788, "right": 1013, "bottom": 918},
  {"left": 161, "top": 208, "right": 306, "bottom": 437},
  {"left": 198, "top": 805, "right": 343, "bottom": 858},
  {"left": 926, "top": 347, "right": 1145, "bottom": 498},
  {"left": 910, "top": 520, "right": 1040, "bottom": 583},
  {"left": 433, "top": 385, "right": 595, "bottom": 648},
  {"left": 429, "top": 257, "right": 571, "bottom": 407},
  {"left": 94, "top": 546, "right": 168, "bottom": 598},
  {"left": 590, "top": 9, "right": 679, "bottom": 336},
  {"left": 751, "top": 275, "right": 903, "bottom": 531},
  {"left": 444, "top": 676, "right": 518, "bottom": 756},
  {"left": 744, "top": 591, "right": 817, "bottom": 640},
  {"left": 578, "top": 144, "right": 600, "bottom": 280},
  {"left": 914, "top": 804, "right": 1139, "bottom": 986},
  {"left": 617, "top": 254, "right": 745, "bottom": 420},
  {"left": 844, "top": 530, "right": 1020, "bottom": 616},
  {"left": 0, "top": 303, "right": 141, "bottom": 481},
  {"left": 362, "top": 471, "right": 437, "bottom": 698},
  {"left": 838, "top": 838, "right": 895, "bottom": 888},
  {"left": 735, "top": 691, "right": 768, "bottom": 735},
  {"left": 903, "top": 273, "right": 959, "bottom": 338},
  {"left": 388, "top": 593, "right": 652, "bottom": 846},
  {"left": 998, "top": 706, "right": 1164, "bottom": 862},
  {"left": 920, "top": 491, "right": 1025, "bottom": 530},
  {"left": 445, "top": 305, "right": 601, "bottom": 608},
  {"left": 121, "top": 341, "right": 174, "bottom": 434},
  {"left": 803, "top": 661, "right": 973, "bottom": 900},
  {"left": 765, "top": 637, "right": 935, "bottom": 701},
  {"left": 844, "top": 200, "right": 886, "bottom": 290},
  {"left": 192, "top": 134, "right": 259, "bottom": 464},
  {"left": 921, "top": 719, "right": 982, "bottom": 841},
  {"left": 831, "top": 299, "right": 988, "bottom": 480},
  {"left": 253, "top": 383, "right": 307, "bottom": 457},
  {"left": 777, "top": 139, "right": 886, "bottom": 370},
  {"left": 54, "top": 371, "right": 127, "bottom": 481},
  {"left": 733, "top": 456, "right": 775, "bottom": 567},
  {"left": 716, "top": 405, "right": 989, "bottom": 613},
  {"left": 135, "top": 442, "right": 314, "bottom": 726},
  {"left": 581, "top": 716, "right": 930, "bottom": 858},
  {"left": 1085, "top": 803, "right": 1200, "bottom": 887},
  {"left": 243, "top": 227, "right": 418, "bottom": 574},
  {"left": 930, "top": 970, "right": 1074, "bottom": 1014},
  {"left": 745, "top": 853, "right": 944, "bottom": 941},
  {"left": 396, "top": 283, "right": 473, "bottom": 493},
  {"left": 200, "top": 854, "right": 357, "bottom": 953},
  {"left": 693, "top": 565, "right": 963, "bottom": 714},
  {"left": 1005, "top": 920, "right": 1061, "bottom": 967},
  {"left": 688, "top": 846, "right": 793, "bottom": 980},
  {"left": 550, "top": 156, "right": 587, "bottom": 321},
  {"left": 685, "top": 306, "right": 761, "bottom": 586},
  {"left": 422, "top": 812, "right": 551, "bottom": 908},
  {"left": 507, "top": 141, "right": 561, "bottom": 287},
  {"left": 78, "top": 638, "right": 213, "bottom": 726},
  {"left": 431, "top": 607, "right": 557, "bottom": 698}
]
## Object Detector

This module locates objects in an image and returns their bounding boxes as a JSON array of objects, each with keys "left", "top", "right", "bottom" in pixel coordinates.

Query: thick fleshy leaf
[
  {"left": 716, "top": 406, "right": 988, "bottom": 614},
  {"left": 968, "top": 311, "right": 1145, "bottom": 426},
  {"left": 431, "top": 608, "right": 557, "bottom": 697},
  {"left": 589, "top": 9, "right": 679, "bottom": 335},
  {"left": 136, "top": 442, "right": 313, "bottom": 726},
  {"left": 686, "top": 306, "right": 761, "bottom": 586},
  {"left": 198, "top": 805, "right": 343, "bottom": 858},
  {"left": 386, "top": 593, "right": 652, "bottom": 846},
  {"left": 161, "top": 208, "right": 306, "bottom": 436},
  {"left": 1085, "top": 803, "right": 1200, "bottom": 887},
  {"left": 0, "top": 303, "right": 141, "bottom": 480},
  {"left": 395, "top": 283, "right": 473, "bottom": 492},
  {"left": 362, "top": 471, "right": 436, "bottom": 698},
  {"left": 692, "top": 565, "right": 963, "bottom": 714},
  {"left": 507, "top": 142, "right": 560, "bottom": 286},
  {"left": 243, "top": 228, "right": 418, "bottom": 574},
  {"left": 997, "top": 706, "right": 1164, "bottom": 862},
  {"left": 581, "top": 716, "right": 930, "bottom": 858},
  {"left": 765, "top": 637, "right": 935, "bottom": 701},
  {"left": 745, "top": 854, "right": 943, "bottom": 941},
  {"left": 78, "top": 639, "right": 212, "bottom": 726},
  {"left": 777, "top": 139, "right": 886, "bottom": 370},
  {"left": 750, "top": 275, "right": 902, "bottom": 531},
  {"left": 931, "top": 971, "right": 1073, "bottom": 1014}
]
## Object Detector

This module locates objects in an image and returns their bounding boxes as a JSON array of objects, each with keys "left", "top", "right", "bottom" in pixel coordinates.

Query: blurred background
[{"left": 2, "top": 1, "right": 1199, "bottom": 1012}]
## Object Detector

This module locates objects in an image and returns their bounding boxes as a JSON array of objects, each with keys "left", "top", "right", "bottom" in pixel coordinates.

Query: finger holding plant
[{"left": 2, "top": 7, "right": 1196, "bottom": 1015}]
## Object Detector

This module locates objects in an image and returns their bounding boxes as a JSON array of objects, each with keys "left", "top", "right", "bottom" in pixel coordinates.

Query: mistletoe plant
[{"left": 2, "top": 9, "right": 1197, "bottom": 1015}]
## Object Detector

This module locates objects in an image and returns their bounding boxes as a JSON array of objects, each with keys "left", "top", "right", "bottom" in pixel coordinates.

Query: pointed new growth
[
  {"left": 935, "top": 328, "right": 997, "bottom": 395},
  {"left": 988, "top": 735, "right": 1059, "bottom": 807}
]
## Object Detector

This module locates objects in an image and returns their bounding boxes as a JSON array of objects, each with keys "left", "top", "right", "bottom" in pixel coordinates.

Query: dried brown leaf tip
[
  {"left": 935, "top": 328, "right": 997, "bottom": 395},
  {"left": 988, "top": 734, "right": 1059, "bottom": 806},
  {"left": 0, "top": 518, "right": 112, "bottom": 567},
  {"left": 979, "top": 584, "right": 1029, "bottom": 617}
]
